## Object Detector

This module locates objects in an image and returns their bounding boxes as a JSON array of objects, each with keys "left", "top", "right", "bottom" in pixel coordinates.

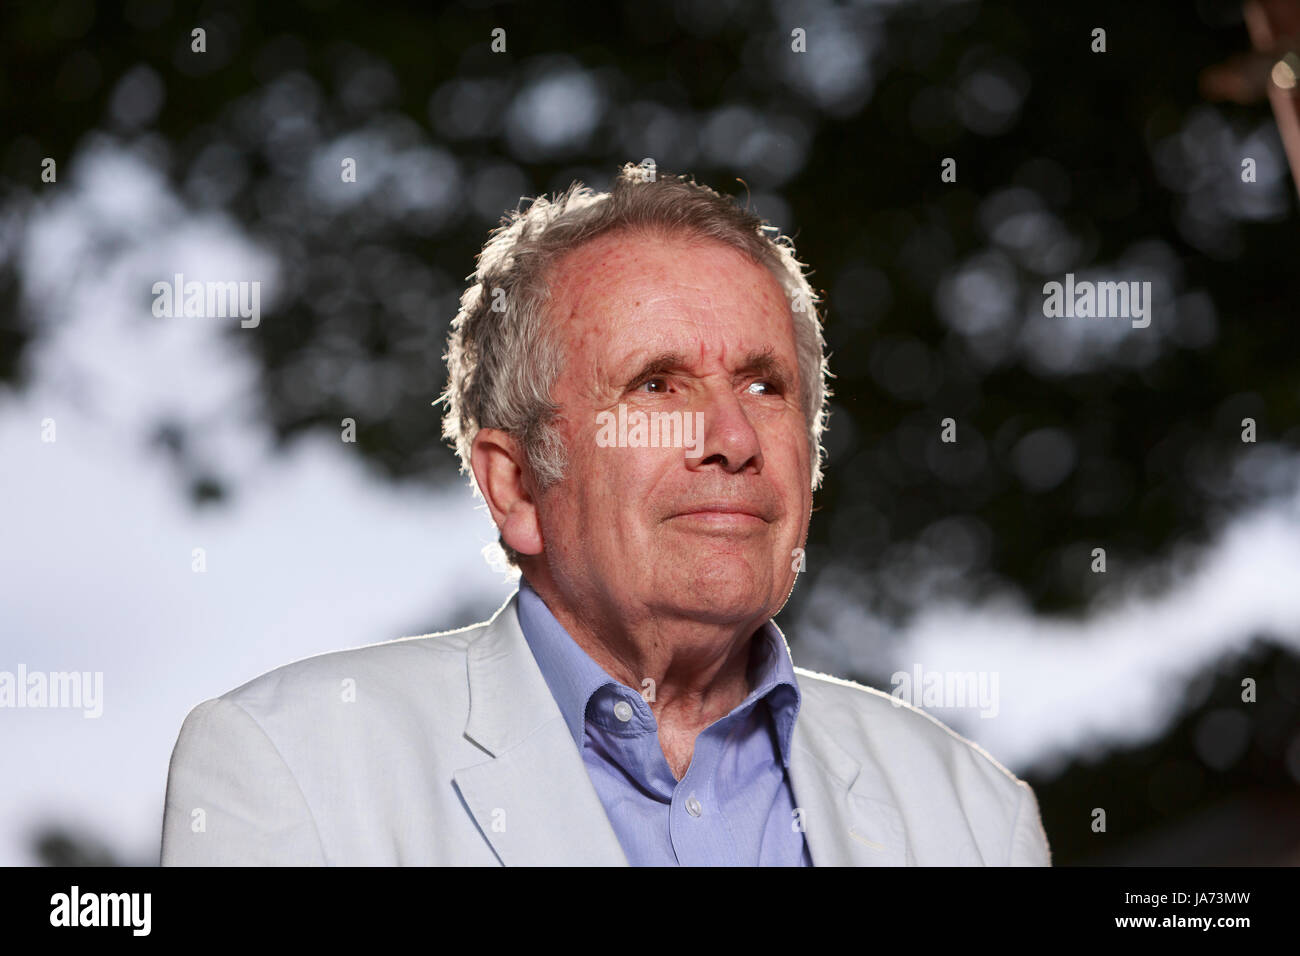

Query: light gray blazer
[{"left": 160, "top": 589, "right": 1052, "bottom": 866}]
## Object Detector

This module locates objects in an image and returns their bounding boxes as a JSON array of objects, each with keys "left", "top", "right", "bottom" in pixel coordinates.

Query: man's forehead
[
  {"left": 594, "top": 307, "right": 800, "bottom": 380},
  {"left": 608, "top": 343, "right": 797, "bottom": 381},
  {"left": 549, "top": 233, "right": 793, "bottom": 349},
  {"left": 549, "top": 229, "right": 787, "bottom": 307},
  {"left": 553, "top": 231, "right": 785, "bottom": 317}
]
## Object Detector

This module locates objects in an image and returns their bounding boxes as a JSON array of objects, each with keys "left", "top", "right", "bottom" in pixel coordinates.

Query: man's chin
[{"left": 655, "top": 552, "right": 777, "bottom": 616}]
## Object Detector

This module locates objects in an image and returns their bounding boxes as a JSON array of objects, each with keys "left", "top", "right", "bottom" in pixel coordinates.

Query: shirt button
[
  {"left": 613, "top": 700, "right": 634, "bottom": 722},
  {"left": 685, "top": 794, "right": 702, "bottom": 817}
]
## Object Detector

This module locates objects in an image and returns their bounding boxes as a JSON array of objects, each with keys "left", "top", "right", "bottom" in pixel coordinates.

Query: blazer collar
[{"left": 454, "top": 588, "right": 909, "bottom": 866}]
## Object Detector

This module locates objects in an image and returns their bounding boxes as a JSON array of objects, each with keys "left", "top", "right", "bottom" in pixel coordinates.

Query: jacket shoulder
[
  {"left": 793, "top": 666, "right": 1050, "bottom": 864},
  {"left": 214, "top": 614, "right": 493, "bottom": 723},
  {"left": 162, "top": 612, "right": 505, "bottom": 865},
  {"left": 793, "top": 666, "right": 1027, "bottom": 791}
]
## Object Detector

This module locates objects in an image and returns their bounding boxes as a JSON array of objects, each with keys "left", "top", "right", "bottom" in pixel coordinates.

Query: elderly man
[{"left": 161, "top": 164, "right": 1051, "bottom": 866}]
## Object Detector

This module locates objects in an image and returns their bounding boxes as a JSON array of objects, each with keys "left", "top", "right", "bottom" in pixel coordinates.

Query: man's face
[{"left": 529, "top": 228, "right": 812, "bottom": 627}]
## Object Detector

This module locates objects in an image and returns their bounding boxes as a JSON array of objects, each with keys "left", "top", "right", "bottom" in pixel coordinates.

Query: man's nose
[{"left": 685, "top": 387, "right": 764, "bottom": 474}]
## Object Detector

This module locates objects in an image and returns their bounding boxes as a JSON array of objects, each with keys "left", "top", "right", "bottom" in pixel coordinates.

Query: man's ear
[{"left": 470, "top": 428, "right": 545, "bottom": 557}]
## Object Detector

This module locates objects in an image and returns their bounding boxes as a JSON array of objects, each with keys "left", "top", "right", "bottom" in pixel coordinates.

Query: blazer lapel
[
  {"left": 452, "top": 588, "right": 629, "bottom": 866},
  {"left": 788, "top": 682, "right": 910, "bottom": 866}
]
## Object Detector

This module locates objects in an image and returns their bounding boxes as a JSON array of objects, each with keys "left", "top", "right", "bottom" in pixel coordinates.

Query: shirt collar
[{"left": 514, "top": 576, "right": 803, "bottom": 767}]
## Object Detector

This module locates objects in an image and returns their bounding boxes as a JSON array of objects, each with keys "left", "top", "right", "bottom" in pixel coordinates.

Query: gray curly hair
[{"left": 438, "top": 162, "right": 832, "bottom": 570}]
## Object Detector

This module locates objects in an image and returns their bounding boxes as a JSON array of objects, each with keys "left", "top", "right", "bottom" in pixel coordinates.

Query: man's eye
[
  {"left": 635, "top": 377, "right": 669, "bottom": 393},
  {"left": 748, "top": 380, "right": 782, "bottom": 396}
]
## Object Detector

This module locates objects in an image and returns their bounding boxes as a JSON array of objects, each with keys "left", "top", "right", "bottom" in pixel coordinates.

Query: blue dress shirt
[{"left": 515, "top": 576, "right": 813, "bottom": 866}]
